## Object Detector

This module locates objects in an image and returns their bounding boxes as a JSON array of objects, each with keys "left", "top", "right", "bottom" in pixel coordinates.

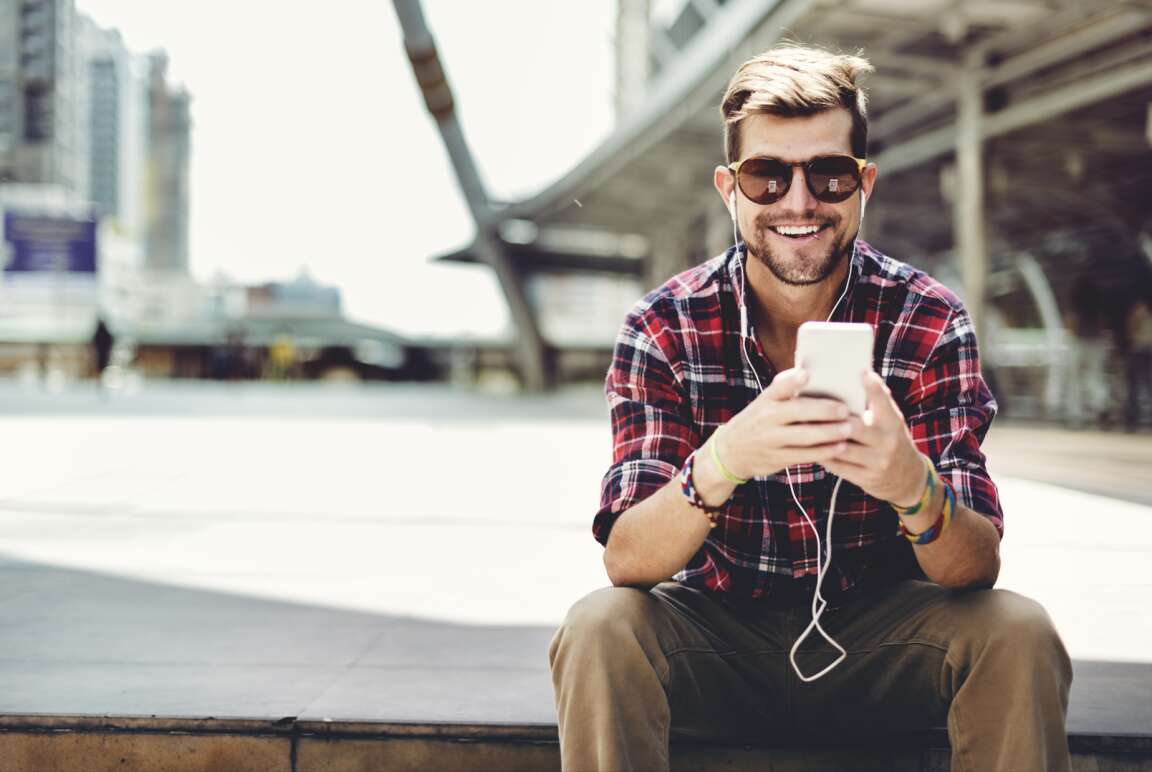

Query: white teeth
[{"left": 772, "top": 224, "right": 822, "bottom": 236}]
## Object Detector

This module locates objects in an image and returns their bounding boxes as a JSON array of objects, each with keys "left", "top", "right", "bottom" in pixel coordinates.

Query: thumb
[{"left": 764, "top": 367, "right": 809, "bottom": 401}]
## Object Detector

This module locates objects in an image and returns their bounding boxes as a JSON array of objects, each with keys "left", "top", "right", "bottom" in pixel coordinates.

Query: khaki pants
[{"left": 549, "top": 579, "right": 1072, "bottom": 772}]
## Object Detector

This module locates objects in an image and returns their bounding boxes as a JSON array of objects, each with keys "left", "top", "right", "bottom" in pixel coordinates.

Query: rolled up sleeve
[
  {"left": 593, "top": 318, "right": 697, "bottom": 547},
  {"left": 903, "top": 305, "right": 1005, "bottom": 538}
]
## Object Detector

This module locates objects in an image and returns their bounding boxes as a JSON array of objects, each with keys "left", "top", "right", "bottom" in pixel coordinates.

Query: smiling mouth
[{"left": 767, "top": 224, "right": 830, "bottom": 241}]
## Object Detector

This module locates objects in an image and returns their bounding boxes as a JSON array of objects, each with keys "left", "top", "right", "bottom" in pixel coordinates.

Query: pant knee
[
  {"left": 990, "top": 593, "right": 1062, "bottom": 645},
  {"left": 970, "top": 591, "right": 1072, "bottom": 683},
  {"left": 549, "top": 586, "right": 661, "bottom": 671}
]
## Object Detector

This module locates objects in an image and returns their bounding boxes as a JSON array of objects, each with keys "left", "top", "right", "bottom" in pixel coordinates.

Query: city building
[
  {"left": 75, "top": 13, "right": 147, "bottom": 236},
  {"left": 142, "top": 51, "right": 190, "bottom": 274},
  {"left": 0, "top": 7, "right": 421, "bottom": 385},
  {"left": 0, "top": 0, "right": 82, "bottom": 190}
]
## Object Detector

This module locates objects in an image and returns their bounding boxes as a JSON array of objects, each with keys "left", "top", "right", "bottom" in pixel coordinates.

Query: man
[{"left": 548, "top": 45, "right": 1072, "bottom": 772}]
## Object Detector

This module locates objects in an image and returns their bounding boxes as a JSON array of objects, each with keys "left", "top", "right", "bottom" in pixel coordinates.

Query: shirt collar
[{"left": 726, "top": 239, "right": 867, "bottom": 335}]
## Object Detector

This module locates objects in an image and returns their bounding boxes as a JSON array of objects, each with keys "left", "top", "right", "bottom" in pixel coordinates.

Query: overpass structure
[{"left": 430, "top": 0, "right": 1152, "bottom": 409}]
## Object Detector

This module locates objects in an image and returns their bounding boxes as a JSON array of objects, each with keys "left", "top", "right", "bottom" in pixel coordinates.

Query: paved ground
[{"left": 0, "top": 379, "right": 1148, "bottom": 733}]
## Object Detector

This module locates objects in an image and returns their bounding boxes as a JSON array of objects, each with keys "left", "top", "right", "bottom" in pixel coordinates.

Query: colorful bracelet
[
  {"left": 897, "top": 477, "right": 956, "bottom": 545},
  {"left": 709, "top": 427, "right": 748, "bottom": 486},
  {"left": 891, "top": 455, "right": 937, "bottom": 516},
  {"left": 678, "top": 450, "right": 721, "bottom": 529}
]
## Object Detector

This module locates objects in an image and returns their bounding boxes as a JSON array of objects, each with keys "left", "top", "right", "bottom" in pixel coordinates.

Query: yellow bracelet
[{"left": 709, "top": 427, "right": 748, "bottom": 486}]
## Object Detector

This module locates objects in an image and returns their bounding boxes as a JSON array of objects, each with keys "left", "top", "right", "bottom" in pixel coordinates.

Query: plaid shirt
[{"left": 595, "top": 240, "right": 1004, "bottom": 606}]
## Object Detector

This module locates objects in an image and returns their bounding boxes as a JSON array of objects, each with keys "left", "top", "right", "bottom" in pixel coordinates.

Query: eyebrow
[{"left": 743, "top": 151, "right": 852, "bottom": 162}]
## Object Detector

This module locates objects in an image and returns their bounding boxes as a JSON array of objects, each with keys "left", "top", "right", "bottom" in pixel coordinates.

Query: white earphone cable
[{"left": 731, "top": 189, "right": 865, "bottom": 682}]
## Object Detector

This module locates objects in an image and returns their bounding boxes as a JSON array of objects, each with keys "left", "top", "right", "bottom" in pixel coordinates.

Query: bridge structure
[{"left": 411, "top": 0, "right": 1152, "bottom": 406}]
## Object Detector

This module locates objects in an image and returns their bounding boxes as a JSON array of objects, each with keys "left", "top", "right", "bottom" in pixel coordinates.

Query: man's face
[{"left": 718, "top": 109, "right": 876, "bottom": 286}]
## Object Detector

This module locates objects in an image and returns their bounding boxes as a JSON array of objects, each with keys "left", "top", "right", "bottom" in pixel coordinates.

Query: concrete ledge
[{"left": 2, "top": 714, "right": 1150, "bottom": 772}]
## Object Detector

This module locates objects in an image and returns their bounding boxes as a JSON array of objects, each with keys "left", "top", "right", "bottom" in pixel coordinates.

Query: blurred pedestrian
[
  {"left": 1064, "top": 277, "right": 1112, "bottom": 427},
  {"left": 266, "top": 333, "right": 297, "bottom": 380},
  {"left": 211, "top": 330, "right": 247, "bottom": 380},
  {"left": 1124, "top": 294, "right": 1152, "bottom": 430},
  {"left": 91, "top": 316, "right": 114, "bottom": 381}
]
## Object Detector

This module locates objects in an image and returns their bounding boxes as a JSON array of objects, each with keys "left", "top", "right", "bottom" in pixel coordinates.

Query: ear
[
  {"left": 714, "top": 164, "right": 736, "bottom": 217},
  {"left": 860, "top": 161, "right": 877, "bottom": 203}
]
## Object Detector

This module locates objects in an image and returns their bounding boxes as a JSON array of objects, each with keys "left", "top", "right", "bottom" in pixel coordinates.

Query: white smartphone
[{"left": 794, "top": 321, "right": 875, "bottom": 415}]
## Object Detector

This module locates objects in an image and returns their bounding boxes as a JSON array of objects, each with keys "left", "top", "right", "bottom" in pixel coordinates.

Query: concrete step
[{"left": 1, "top": 712, "right": 1150, "bottom": 771}]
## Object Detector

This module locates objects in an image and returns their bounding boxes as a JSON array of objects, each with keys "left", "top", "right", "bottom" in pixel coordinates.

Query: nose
[{"left": 779, "top": 165, "right": 819, "bottom": 212}]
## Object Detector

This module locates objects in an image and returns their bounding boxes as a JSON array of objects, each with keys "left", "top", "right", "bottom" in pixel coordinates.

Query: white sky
[{"left": 74, "top": 0, "right": 617, "bottom": 339}]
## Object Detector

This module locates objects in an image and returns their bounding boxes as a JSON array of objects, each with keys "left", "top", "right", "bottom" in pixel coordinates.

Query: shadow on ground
[{"left": 0, "top": 554, "right": 558, "bottom": 724}]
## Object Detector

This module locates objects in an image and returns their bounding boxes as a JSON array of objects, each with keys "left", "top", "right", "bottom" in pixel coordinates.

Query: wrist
[
  {"left": 896, "top": 475, "right": 945, "bottom": 535},
  {"left": 891, "top": 452, "right": 930, "bottom": 509},
  {"left": 678, "top": 446, "right": 735, "bottom": 529},
  {"left": 898, "top": 477, "right": 954, "bottom": 543},
  {"left": 709, "top": 425, "right": 749, "bottom": 485},
  {"left": 694, "top": 438, "right": 739, "bottom": 506}
]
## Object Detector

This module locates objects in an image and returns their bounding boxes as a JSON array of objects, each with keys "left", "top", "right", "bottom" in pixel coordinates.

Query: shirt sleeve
[
  {"left": 903, "top": 304, "right": 1005, "bottom": 537},
  {"left": 593, "top": 316, "right": 699, "bottom": 548}
]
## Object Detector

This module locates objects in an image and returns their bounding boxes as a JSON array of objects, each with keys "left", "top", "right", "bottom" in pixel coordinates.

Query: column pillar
[
  {"left": 954, "top": 53, "right": 988, "bottom": 345},
  {"left": 615, "top": 0, "right": 651, "bottom": 123}
]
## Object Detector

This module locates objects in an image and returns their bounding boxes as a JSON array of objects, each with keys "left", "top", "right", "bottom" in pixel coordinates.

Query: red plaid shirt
[{"left": 595, "top": 240, "right": 1004, "bottom": 605}]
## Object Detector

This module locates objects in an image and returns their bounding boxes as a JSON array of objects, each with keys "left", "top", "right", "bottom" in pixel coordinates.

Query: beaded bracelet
[
  {"left": 678, "top": 450, "right": 722, "bottom": 529},
  {"left": 897, "top": 477, "right": 956, "bottom": 545},
  {"left": 891, "top": 455, "right": 937, "bottom": 516}
]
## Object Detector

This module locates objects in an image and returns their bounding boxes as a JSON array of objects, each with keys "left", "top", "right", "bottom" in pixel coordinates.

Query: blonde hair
[{"left": 721, "top": 44, "right": 874, "bottom": 163}]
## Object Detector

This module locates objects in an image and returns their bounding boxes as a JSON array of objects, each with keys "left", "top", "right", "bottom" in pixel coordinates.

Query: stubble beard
[{"left": 745, "top": 212, "right": 856, "bottom": 287}]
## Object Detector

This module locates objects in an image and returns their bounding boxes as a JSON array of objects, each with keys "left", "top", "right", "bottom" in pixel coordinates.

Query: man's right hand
[{"left": 716, "top": 367, "right": 852, "bottom": 480}]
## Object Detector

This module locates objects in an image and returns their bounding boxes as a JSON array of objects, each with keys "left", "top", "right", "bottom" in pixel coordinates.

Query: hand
[
  {"left": 719, "top": 367, "right": 853, "bottom": 480},
  {"left": 821, "top": 370, "right": 926, "bottom": 506}
]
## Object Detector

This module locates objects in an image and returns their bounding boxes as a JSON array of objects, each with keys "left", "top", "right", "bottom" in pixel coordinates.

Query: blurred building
[
  {"left": 0, "top": 8, "right": 420, "bottom": 385},
  {"left": 75, "top": 14, "right": 147, "bottom": 235},
  {"left": 0, "top": 0, "right": 82, "bottom": 189},
  {"left": 0, "top": 3, "right": 152, "bottom": 376},
  {"left": 127, "top": 270, "right": 419, "bottom": 382},
  {"left": 0, "top": 5, "right": 148, "bottom": 228},
  {"left": 0, "top": 6, "right": 185, "bottom": 380},
  {"left": 441, "top": 0, "right": 1152, "bottom": 418},
  {"left": 143, "top": 51, "right": 190, "bottom": 274},
  {"left": 245, "top": 270, "right": 342, "bottom": 320}
]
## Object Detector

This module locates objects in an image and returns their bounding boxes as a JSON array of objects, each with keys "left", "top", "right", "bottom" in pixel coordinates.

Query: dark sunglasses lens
[
  {"left": 738, "top": 158, "right": 790, "bottom": 203},
  {"left": 808, "top": 156, "right": 860, "bottom": 202}
]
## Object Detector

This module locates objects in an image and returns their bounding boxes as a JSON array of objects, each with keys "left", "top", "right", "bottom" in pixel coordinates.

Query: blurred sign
[{"left": 2, "top": 212, "right": 98, "bottom": 274}]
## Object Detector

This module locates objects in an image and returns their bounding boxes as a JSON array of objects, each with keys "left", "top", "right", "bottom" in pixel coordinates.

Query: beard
[{"left": 744, "top": 211, "right": 855, "bottom": 286}]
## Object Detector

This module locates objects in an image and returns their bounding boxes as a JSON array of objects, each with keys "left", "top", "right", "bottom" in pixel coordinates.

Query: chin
[{"left": 751, "top": 243, "right": 848, "bottom": 287}]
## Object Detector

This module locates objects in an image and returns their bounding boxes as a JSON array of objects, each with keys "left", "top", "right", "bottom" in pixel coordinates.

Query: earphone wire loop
[
  {"left": 788, "top": 476, "right": 847, "bottom": 682},
  {"left": 734, "top": 191, "right": 866, "bottom": 683}
]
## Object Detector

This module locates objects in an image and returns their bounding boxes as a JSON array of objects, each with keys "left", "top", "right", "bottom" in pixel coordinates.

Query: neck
[{"left": 743, "top": 248, "right": 852, "bottom": 347}]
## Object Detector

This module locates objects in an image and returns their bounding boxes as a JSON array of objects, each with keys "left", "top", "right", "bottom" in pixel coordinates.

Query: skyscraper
[
  {"left": 143, "top": 51, "right": 191, "bottom": 274},
  {"left": 0, "top": 0, "right": 81, "bottom": 189},
  {"left": 75, "top": 14, "right": 147, "bottom": 237}
]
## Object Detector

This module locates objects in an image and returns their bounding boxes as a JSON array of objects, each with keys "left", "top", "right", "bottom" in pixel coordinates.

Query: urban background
[
  {"left": 0, "top": 0, "right": 1148, "bottom": 428},
  {"left": 0, "top": 1, "right": 1150, "bottom": 768}
]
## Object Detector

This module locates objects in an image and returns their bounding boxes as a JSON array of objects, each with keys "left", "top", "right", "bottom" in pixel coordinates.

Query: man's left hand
[{"left": 821, "top": 371, "right": 925, "bottom": 507}]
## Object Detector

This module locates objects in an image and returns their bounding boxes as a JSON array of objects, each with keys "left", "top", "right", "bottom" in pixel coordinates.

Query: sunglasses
[{"left": 728, "top": 154, "right": 867, "bottom": 205}]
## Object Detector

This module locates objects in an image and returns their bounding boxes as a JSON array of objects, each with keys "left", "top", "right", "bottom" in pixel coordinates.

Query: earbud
[{"left": 729, "top": 192, "right": 737, "bottom": 222}]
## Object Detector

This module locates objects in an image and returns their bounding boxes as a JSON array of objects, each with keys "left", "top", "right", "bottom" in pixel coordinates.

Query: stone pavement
[{"left": 0, "top": 380, "right": 1148, "bottom": 737}]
